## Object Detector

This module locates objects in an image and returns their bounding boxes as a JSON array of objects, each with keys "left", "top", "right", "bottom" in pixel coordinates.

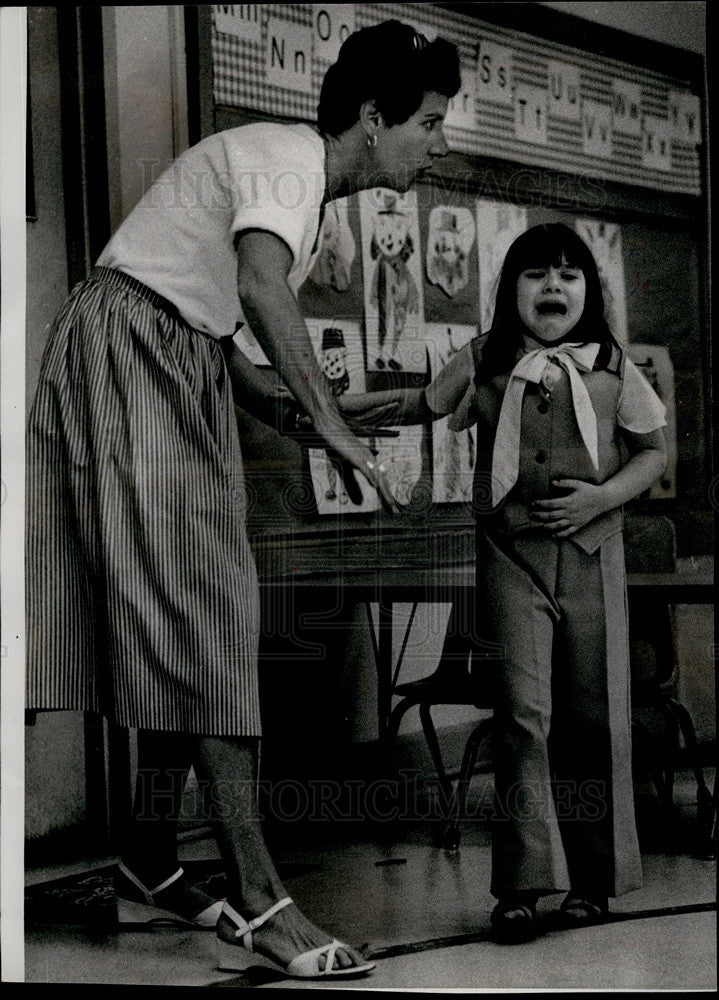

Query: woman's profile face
[{"left": 374, "top": 90, "right": 450, "bottom": 192}]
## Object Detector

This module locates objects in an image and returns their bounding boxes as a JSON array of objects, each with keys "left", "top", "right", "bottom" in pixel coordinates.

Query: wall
[
  {"left": 540, "top": 1, "right": 706, "bottom": 54},
  {"left": 24, "top": 5, "right": 190, "bottom": 849},
  {"left": 26, "top": 8, "right": 70, "bottom": 406},
  {"left": 25, "top": 7, "right": 88, "bottom": 841},
  {"left": 102, "top": 5, "right": 189, "bottom": 228}
]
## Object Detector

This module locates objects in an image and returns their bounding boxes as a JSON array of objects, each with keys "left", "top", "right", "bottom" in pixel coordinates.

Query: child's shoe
[
  {"left": 559, "top": 892, "right": 609, "bottom": 927},
  {"left": 490, "top": 896, "right": 539, "bottom": 943}
]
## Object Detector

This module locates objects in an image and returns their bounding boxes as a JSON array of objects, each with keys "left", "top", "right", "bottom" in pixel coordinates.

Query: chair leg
[
  {"left": 381, "top": 698, "right": 419, "bottom": 777},
  {"left": 665, "top": 697, "right": 714, "bottom": 853},
  {"left": 666, "top": 698, "right": 712, "bottom": 802},
  {"left": 444, "top": 718, "right": 493, "bottom": 852},
  {"left": 705, "top": 779, "right": 718, "bottom": 861},
  {"left": 632, "top": 717, "right": 673, "bottom": 815},
  {"left": 654, "top": 700, "right": 683, "bottom": 816},
  {"left": 418, "top": 703, "right": 453, "bottom": 813}
]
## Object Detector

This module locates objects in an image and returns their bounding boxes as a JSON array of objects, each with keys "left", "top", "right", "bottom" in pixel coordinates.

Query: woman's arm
[
  {"left": 234, "top": 229, "right": 400, "bottom": 512},
  {"left": 530, "top": 428, "right": 668, "bottom": 537},
  {"left": 221, "top": 340, "right": 289, "bottom": 430}
]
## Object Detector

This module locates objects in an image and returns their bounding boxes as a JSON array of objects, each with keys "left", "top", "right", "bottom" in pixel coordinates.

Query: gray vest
[{"left": 472, "top": 340, "right": 626, "bottom": 554}]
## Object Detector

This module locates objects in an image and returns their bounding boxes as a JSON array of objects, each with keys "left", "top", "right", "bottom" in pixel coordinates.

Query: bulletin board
[
  {"left": 188, "top": 4, "right": 709, "bottom": 578},
  {"left": 209, "top": 3, "right": 703, "bottom": 195}
]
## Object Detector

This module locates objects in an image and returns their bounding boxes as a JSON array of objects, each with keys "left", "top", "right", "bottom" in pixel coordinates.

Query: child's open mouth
[{"left": 536, "top": 302, "right": 567, "bottom": 315}]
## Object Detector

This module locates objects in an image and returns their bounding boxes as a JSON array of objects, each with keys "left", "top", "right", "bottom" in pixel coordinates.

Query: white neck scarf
[{"left": 491, "top": 342, "right": 601, "bottom": 507}]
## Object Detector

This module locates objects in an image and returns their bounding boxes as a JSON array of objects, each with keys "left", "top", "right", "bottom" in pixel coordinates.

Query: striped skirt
[{"left": 26, "top": 267, "right": 261, "bottom": 735}]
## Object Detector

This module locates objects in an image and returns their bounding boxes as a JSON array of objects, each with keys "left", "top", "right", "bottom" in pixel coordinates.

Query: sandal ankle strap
[
  {"left": 118, "top": 861, "right": 184, "bottom": 903},
  {"left": 222, "top": 897, "right": 293, "bottom": 951}
]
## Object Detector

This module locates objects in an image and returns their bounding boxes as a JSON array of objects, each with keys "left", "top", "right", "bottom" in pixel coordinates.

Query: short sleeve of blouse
[
  {"left": 425, "top": 341, "right": 475, "bottom": 417},
  {"left": 224, "top": 126, "right": 323, "bottom": 267},
  {"left": 617, "top": 357, "right": 667, "bottom": 433}
]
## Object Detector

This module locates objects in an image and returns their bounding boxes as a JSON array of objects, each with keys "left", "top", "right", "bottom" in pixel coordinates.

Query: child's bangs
[{"left": 513, "top": 224, "right": 590, "bottom": 273}]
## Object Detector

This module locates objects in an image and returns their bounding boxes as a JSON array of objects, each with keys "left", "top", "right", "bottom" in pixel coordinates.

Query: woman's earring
[{"left": 367, "top": 133, "right": 377, "bottom": 149}]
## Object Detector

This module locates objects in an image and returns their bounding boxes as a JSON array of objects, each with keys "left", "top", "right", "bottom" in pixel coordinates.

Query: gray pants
[{"left": 479, "top": 528, "right": 643, "bottom": 899}]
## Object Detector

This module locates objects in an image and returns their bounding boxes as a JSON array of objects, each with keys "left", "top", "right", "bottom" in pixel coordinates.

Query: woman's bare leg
[
  {"left": 121, "top": 729, "right": 192, "bottom": 885},
  {"left": 193, "top": 735, "right": 366, "bottom": 971}
]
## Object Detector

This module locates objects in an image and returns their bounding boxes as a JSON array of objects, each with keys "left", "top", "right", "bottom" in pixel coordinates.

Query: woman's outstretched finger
[{"left": 365, "top": 459, "right": 401, "bottom": 513}]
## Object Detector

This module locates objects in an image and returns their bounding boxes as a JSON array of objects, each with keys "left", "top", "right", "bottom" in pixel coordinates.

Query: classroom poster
[
  {"left": 234, "top": 322, "right": 271, "bottom": 366},
  {"left": 575, "top": 218, "right": 629, "bottom": 344},
  {"left": 359, "top": 187, "right": 426, "bottom": 372},
  {"left": 626, "top": 343, "right": 677, "bottom": 499},
  {"left": 426, "top": 205, "right": 476, "bottom": 299},
  {"left": 476, "top": 199, "right": 528, "bottom": 332},
  {"left": 304, "top": 318, "right": 380, "bottom": 514},
  {"left": 426, "top": 324, "right": 477, "bottom": 504},
  {"left": 371, "top": 425, "right": 424, "bottom": 508},
  {"left": 307, "top": 197, "right": 356, "bottom": 293}
]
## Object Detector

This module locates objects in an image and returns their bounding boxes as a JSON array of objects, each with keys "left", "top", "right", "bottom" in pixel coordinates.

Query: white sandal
[
  {"left": 116, "top": 862, "right": 223, "bottom": 927},
  {"left": 216, "top": 897, "right": 376, "bottom": 979}
]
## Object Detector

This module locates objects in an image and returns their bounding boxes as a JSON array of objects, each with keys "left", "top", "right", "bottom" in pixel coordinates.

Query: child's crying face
[{"left": 516, "top": 256, "right": 586, "bottom": 343}]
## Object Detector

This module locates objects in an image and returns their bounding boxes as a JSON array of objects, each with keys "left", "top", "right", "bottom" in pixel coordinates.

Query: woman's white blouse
[{"left": 97, "top": 123, "right": 326, "bottom": 339}]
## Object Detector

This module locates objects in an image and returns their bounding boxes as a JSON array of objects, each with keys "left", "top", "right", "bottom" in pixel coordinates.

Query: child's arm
[
  {"left": 531, "top": 357, "right": 668, "bottom": 537},
  {"left": 338, "top": 339, "right": 478, "bottom": 428},
  {"left": 530, "top": 428, "right": 668, "bottom": 537},
  {"left": 337, "top": 388, "right": 433, "bottom": 426}
]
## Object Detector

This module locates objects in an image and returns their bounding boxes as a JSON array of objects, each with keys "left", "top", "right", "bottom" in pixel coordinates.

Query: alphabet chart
[{"left": 211, "top": 3, "right": 703, "bottom": 197}]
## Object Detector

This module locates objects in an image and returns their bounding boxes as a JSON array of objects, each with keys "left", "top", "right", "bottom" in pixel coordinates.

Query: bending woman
[{"left": 26, "top": 20, "right": 460, "bottom": 981}]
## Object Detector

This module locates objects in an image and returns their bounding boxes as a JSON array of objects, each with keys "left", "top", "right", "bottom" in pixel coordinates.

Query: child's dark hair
[
  {"left": 317, "top": 20, "right": 461, "bottom": 138},
  {"left": 479, "top": 223, "right": 618, "bottom": 381}
]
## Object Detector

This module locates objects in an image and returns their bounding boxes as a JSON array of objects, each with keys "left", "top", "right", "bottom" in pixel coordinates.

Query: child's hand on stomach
[{"left": 529, "top": 478, "right": 609, "bottom": 537}]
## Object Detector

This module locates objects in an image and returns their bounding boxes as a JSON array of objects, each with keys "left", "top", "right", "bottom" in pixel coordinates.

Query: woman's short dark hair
[
  {"left": 318, "top": 20, "right": 461, "bottom": 137},
  {"left": 479, "top": 223, "right": 618, "bottom": 380}
]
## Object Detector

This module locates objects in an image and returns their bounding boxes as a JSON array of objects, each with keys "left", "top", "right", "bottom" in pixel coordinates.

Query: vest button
[
  {"left": 535, "top": 449, "right": 547, "bottom": 464},
  {"left": 537, "top": 400, "right": 549, "bottom": 414}
]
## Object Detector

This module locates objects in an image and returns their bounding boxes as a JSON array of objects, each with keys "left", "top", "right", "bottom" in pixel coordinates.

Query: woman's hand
[
  {"left": 312, "top": 410, "right": 402, "bottom": 514},
  {"left": 529, "top": 479, "right": 608, "bottom": 537},
  {"left": 276, "top": 394, "right": 400, "bottom": 509}
]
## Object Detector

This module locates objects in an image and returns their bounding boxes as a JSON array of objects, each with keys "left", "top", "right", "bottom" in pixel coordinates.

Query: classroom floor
[{"left": 24, "top": 768, "right": 716, "bottom": 991}]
